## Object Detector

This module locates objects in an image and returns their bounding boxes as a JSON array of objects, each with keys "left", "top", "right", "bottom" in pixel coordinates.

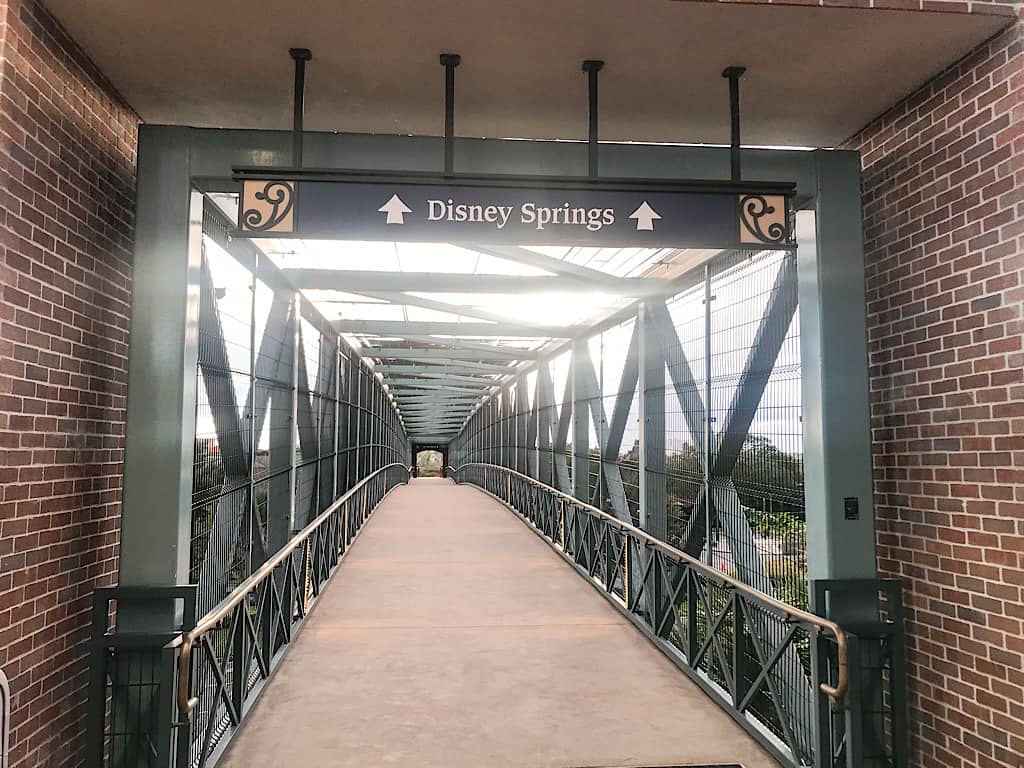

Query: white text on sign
[{"left": 426, "top": 199, "right": 616, "bottom": 232}]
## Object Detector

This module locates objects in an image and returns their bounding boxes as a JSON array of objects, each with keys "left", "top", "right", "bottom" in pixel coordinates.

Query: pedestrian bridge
[
  {"left": 91, "top": 128, "right": 905, "bottom": 768},
  {"left": 91, "top": 463, "right": 895, "bottom": 768},
  {"left": 216, "top": 477, "right": 776, "bottom": 768}
]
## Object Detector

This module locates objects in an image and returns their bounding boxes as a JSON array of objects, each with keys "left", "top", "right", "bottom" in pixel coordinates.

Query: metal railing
[
  {"left": 176, "top": 462, "right": 410, "bottom": 766},
  {"left": 88, "top": 463, "right": 411, "bottom": 768},
  {"left": 0, "top": 667, "right": 8, "bottom": 768},
  {"left": 449, "top": 462, "right": 850, "bottom": 768}
]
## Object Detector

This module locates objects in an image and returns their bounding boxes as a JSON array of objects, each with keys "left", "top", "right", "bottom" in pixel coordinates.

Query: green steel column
[
  {"left": 516, "top": 374, "right": 529, "bottom": 473},
  {"left": 288, "top": 295, "right": 300, "bottom": 533},
  {"left": 571, "top": 338, "right": 590, "bottom": 502},
  {"left": 638, "top": 301, "right": 667, "bottom": 539},
  {"left": 266, "top": 298, "right": 296, "bottom": 555},
  {"left": 501, "top": 387, "right": 512, "bottom": 469},
  {"left": 118, "top": 128, "right": 200, "bottom": 628},
  {"left": 801, "top": 150, "right": 878, "bottom": 620}
]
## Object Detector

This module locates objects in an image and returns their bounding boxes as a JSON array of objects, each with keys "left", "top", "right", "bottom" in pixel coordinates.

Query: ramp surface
[{"left": 219, "top": 478, "right": 778, "bottom": 768}]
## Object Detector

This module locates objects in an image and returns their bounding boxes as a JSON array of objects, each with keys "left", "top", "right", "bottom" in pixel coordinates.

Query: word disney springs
[{"left": 427, "top": 198, "right": 616, "bottom": 232}]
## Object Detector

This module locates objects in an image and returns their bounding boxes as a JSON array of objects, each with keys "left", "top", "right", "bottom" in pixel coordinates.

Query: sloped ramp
[{"left": 218, "top": 478, "right": 777, "bottom": 768}]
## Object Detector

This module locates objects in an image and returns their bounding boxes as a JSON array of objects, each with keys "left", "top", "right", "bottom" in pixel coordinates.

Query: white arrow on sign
[
  {"left": 378, "top": 194, "right": 412, "bottom": 225},
  {"left": 629, "top": 201, "right": 662, "bottom": 231}
]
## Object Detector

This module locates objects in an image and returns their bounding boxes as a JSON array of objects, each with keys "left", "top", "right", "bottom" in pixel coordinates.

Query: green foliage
[
  {"left": 416, "top": 450, "right": 443, "bottom": 476},
  {"left": 767, "top": 559, "right": 808, "bottom": 609},
  {"left": 732, "top": 435, "right": 804, "bottom": 510},
  {"left": 607, "top": 435, "right": 805, "bottom": 544}
]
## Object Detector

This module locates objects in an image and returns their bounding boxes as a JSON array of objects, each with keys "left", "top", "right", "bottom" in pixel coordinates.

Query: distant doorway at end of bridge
[{"left": 414, "top": 448, "right": 447, "bottom": 477}]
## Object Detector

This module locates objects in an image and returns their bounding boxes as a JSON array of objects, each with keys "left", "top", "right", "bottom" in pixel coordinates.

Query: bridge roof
[{"left": 208, "top": 191, "right": 721, "bottom": 440}]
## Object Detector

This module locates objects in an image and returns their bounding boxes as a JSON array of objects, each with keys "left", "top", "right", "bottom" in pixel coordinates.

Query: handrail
[
  {"left": 176, "top": 462, "right": 410, "bottom": 715},
  {"left": 449, "top": 462, "right": 848, "bottom": 702},
  {"left": 0, "top": 667, "right": 8, "bottom": 768}
]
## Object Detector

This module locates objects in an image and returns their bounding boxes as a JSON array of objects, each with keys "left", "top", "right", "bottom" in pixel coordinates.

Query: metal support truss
[{"left": 638, "top": 301, "right": 667, "bottom": 540}]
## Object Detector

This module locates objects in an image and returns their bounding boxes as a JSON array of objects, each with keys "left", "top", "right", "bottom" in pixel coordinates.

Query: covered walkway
[{"left": 218, "top": 478, "right": 776, "bottom": 768}]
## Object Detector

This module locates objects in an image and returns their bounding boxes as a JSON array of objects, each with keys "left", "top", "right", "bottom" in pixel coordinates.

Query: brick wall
[
  {"left": 0, "top": 0, "right": 137, "bottom": 765},
  {"left": 844, "top": 18, "right": 1024, "bottom": 768}
]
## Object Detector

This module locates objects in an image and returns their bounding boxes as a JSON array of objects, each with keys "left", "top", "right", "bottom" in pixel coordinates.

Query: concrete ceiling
[{"left": 49, "top": 1, "right": 1005, "bottom": 147}]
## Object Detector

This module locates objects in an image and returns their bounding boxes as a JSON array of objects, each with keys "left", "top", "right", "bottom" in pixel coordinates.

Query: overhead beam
[
  {"left": 387, "top": 379, "right": 496, "bottom": 392},
  {"left": 367, "top": 348, "right": 537, "bottom": 361},
  {"left": 353, "top": 290, "right": 549, "bottom": 328},
  {"left": 403, "top": 416, "right": 474, "bottom": 421},
  {"left": 396, "top": 336, "right": 545, "bottom": 357},
  {"left": 374, "top": 361, "right": 518, "bottom": 374},
  {"left": 399, "top": 403, "right": 479, "bottom": 409},
  {"left": 405, "top": 423, "right": 470, "bottom": 429},
  {"left": 402, "top": 403, "right": 472, "bottom": 411},
  {"left": 399, "top": 392, "right": 480, "bottom": 399},
  {"left": 334, "top": 320, "right": 568, "bottom": 338},
  {"left": 381, "top": 371, "right": 500, "bottom": 386},
  {"left": 400, "top": 395, "right": 478, "bottom": 401},
  {"left": 402, "top": 405, "right": 475, "bottom": 411},
  {"left": 405, "top": 423, "right": 469, "bottom": 429},
  {"left": 391, "top": 382, "right": 492, "bottom": 395},
  {"left": 474, "top": 244, "right": 645, "bottom": 289},
  {"left": 398, "top": 390, "right": 482, "bottom": 398},
  {"left": 363, "top": 336, "right": 542, "bottom": 358},
  {"left": 283, "top": 268, "right": 663, "bottom": 295},
  {"left": 405, "top": 421, "right": 469, "bottom": 427},
  {"left": 405, "top": 415, "right": 473, "bottom": 421}
]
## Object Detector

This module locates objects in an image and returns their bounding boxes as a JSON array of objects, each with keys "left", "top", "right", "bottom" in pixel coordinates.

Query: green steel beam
[
  {"left": 388, "top": 379, "right": 496, "bottom": 392},
  {"left": 391, "top": 382, "right": 492, "bottom": 395},
  {"left": 123, "top": 125, "right": 861, "bottom": 622},
  {"left": 474, "top": 244, "right": 645, "bottom": 289},
  {"left": 350, "top": 290, "right": 537, "bottom": 327},
  {"left": 284, "top": 268, "right": 663, "bottom": 295},
  {"left": 367, "top": 348, "right": 537, "bottom": 361},
  {"left": 120, "top": 130, "right": 200, "bottom": 626},
  {"left": 375, "top": 360, "right": 519, "bottom": 374},
  {"left": 800, "top": 151, "right": 878, "bottom": 617},
  {"left": 382, "top": 371, "right": 500, "bottom": 386},
  {"left": 334, "top": 320, "right": 568, "bottom": 337}
]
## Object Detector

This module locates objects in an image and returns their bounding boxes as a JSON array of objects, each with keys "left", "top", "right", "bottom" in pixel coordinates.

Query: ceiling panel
[{"left": 48, "top": 1, "right": 1007, "bottom": 147}]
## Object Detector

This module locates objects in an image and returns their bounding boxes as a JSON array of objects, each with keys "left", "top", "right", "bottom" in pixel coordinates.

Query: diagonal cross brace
[
  {"left": 712, "top": 254, "right": 799, "bottom": 477},
  {"left": 572, "top": 330, "right": 639, "bottom": 525},
  {"left": 536, "top": 363, "right": 555, "bottom": 486},
  {"left": 196, "top": 257, "right": 261, "bottom": 607},
  {"left": 553, "top": 366, "right": 573, "bottom": 493}
]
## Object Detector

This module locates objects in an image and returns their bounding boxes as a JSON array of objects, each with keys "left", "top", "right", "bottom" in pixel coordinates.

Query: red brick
[
  {"left": 845, "top": 21, "right": 1024, "bottom": 768},
  {"left": 0, "top": 2, "right": 136, "bottom": 766}
]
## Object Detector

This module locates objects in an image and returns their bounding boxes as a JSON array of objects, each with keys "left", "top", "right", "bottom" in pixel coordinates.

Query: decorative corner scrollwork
[
  {"left": 240, "top": 180, "right": 295, "bottom": 234},
  {"left": 739, "top": 194, "right": 790, "bottom": 246}
]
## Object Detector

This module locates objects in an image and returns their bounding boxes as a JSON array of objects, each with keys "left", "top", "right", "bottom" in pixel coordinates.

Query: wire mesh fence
[
  {"left": 450, "top": 465, "right": 840, "bottom": 768},
  {"left": 451, "top": 248, "right": 806, "bottom": 607},
  {"left": 190, "top": 221, "right": 409, "bottom": 621}
]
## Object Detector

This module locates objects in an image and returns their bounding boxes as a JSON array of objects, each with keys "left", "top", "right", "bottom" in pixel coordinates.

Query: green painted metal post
[
  {"left": 638, "top": 300, "right": 667, "bottom": 540},
  {"left": 119, "top": 127, "right": 201, "bottom": 630},
  {"left": 799, "top": 151, "right": 878, "bottom": 621},
  {"left": 571, "top": 338, "right": 590, "bottom": 503}
]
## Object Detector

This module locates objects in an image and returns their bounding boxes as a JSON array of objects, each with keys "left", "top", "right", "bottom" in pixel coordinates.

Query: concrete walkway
[{"left": 219, "top": 478, "right": 778, "bottom": 768}]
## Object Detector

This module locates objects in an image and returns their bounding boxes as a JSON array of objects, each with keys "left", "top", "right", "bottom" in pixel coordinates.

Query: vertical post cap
[
  {"left": 582, "top": 59, "right": 605, "bottom": 72},
  {"left": 289, "top": 48, "right": 313, "bottom": 62},
  {"left": 721, "top": 65, "right": 746, "bottom": 79},
  {"left": 440, "top": 53, "right": 462, "bottom": 67}
]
